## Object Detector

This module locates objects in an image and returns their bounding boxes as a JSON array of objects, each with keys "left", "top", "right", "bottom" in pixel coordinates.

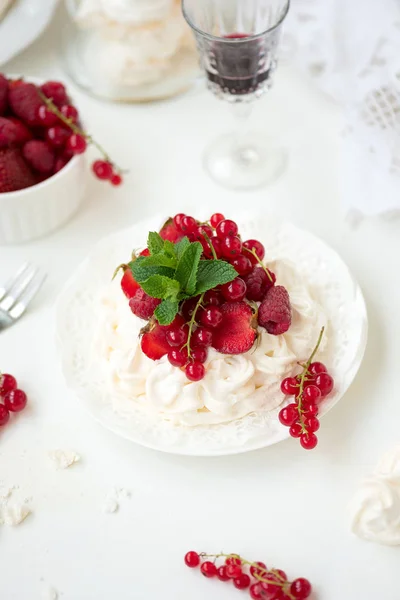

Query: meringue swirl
[{"left": 93, "top": 258, "right": 329, "bottom": 426}]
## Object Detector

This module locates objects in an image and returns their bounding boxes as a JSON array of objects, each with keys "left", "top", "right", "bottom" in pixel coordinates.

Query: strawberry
[
  {"left": 140, "top": 248, "right": 150, "bottom": 256},
  {"left": 159, "top": 218, "right": 183, "bottom": 243},
  {"left": 8, "top": 82, "right": 43, "bottom": 126},
  {"left": 0, "top": 147, "right": 36, "bottom": 192},
  {"left": 22, "top": 140, "right": 55, "bottom": 174},
  {"left": 258, "top": 286, "right": 292, "bottom": 335},
  {"left": 141, "top": 315, "right": 185, "bottom": 361},
  {"left": 0, "top": 117, "right": 32, "bottom": 148},
  {"left": 0, "top": 74, "right": 8, "bottom": 115},
  {"left": 212, "top": 302, "right": 257, "bottom": 354},
  {"left": 121, "top": 268, "right": 140, "bottom": 299},
  {"left": 129, "top": 288, "right": 161, "bottom": 320}
]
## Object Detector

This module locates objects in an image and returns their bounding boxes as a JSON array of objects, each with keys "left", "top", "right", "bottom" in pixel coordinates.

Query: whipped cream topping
[
  {"left": 350, "top": 446, "right": 400, "bottom": 546},
  {"left": 93, "top": 258, "right": 328, "bottom": 427},
  {"left": 74, "top": 0, "right": 174, "bottom": 27}
]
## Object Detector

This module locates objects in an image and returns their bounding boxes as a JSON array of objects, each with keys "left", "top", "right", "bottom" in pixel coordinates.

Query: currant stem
[
  {"left": 199, "top": 553, "right": 295, "bottom": 599},
  {"left": 202, "top": 233, "right": 217, "bottom": 260},
  {"left": 245, "top": 248, "right": 274, "bottom": 283},
  {"left": 296, "top": 326, "right": 325, "bottom": 430},
  {"left": 37, "top": 90, "right": 123, "bottom": 174},
  {"left": 183, "top": 293, "right": 205, "bottom": 358}
]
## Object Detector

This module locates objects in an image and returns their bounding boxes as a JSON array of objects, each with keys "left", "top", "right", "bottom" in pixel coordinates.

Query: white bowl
[{"left": 0, "top": 76, "right": 87, "bottom": 244}]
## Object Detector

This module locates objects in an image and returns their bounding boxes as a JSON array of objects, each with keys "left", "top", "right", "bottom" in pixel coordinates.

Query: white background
[{"left": 1, "top": 6, "right": 400, "bottom": 600}]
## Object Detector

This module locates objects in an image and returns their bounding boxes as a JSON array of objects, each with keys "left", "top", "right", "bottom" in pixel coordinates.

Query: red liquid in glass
[{"left": 206, "top": 33, "right": 270, "bottom": 95}]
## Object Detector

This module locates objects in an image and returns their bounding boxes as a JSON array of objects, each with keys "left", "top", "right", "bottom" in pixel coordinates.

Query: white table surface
[{"left": 1, "top": 8, "right": 400, "bottom": 600}]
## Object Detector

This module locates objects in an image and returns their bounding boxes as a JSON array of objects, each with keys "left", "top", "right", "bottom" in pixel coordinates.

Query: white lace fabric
[
  {"left": 284, "top": 0, "right": 400, "bottom": 216},
  {"left": 55, "top": 213, "right": 367, "bottom": 456}
]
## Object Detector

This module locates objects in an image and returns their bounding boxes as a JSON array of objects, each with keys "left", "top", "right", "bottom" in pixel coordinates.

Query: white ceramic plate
[
  {"left": 0, "top": 0, "right": 58, "bottom": 66},
  {"left": 55, "top": 214, "right": 368, "bottom": 456}
]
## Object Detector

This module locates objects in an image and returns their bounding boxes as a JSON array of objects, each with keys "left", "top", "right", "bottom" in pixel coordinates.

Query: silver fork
[{"left": 0, "top": 264, "right": 46, "bottom": 331}]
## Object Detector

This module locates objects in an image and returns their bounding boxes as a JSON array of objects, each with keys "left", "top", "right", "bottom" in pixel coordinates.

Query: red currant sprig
[
  {"left": 37, "top": 89, "right": 124, "bottom": 186},
  {"left": 279, "top": 327, "right": 335, "bottom": 449},
  {"left": 184, "top": 551, "right": 313, "bottom": 599},
  {"left": 0, "top": 372, "right": 28, "bottom": 427}
]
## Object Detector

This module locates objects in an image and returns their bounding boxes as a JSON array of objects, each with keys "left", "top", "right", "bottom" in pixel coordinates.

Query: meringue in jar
[{"left": 62, "top": 0, "right": 198, "bottom": 102}]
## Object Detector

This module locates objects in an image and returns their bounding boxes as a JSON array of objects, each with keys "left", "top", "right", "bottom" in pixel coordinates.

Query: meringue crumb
[
  {"left": 1, "top": 503, "right": 31, "bottom": 526},
  {"left": 41, "top": 586, "right": 58, "bottom": 600},
  {"left": 48, "top": 450, "right": 80, "bottom": 470},
  {"left": 103, "top": 497, "right": 119, "bottom": 514}
]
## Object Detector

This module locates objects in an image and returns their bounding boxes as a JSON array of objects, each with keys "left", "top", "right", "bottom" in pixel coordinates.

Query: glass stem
[{"left": 231, "top": 102, "right": 258, "bottom": 166}]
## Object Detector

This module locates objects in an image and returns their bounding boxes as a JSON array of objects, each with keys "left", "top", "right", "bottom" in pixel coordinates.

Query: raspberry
[
  {"left": 40, "top": 81, "right": 69, "bottom": 106},
  {"left": 212, "top": 302, "right": 257, "bottom": 354},
  {"left": 129, "top": 288, "right": 161, "bottom": 320},
  {"left": 23, "top": 140, "right": 55, "bottom": 174},
  {"left": 8, "top": 82, "right": 44, "bottom": 126},
  {"left": 0, "top": 117, "right": 32, "bottom": 148},
  {"left": 0, "top": 74, "right": 8, "bottom": 115},
  {"left": 245, "top": 267, "right": 276, "bottom": 301},
  {"left": 258, "top": 286, "right": 292, "bottom": 335},
  {"left": 0, "top": 147, "right": 36, "bottom": 193}
]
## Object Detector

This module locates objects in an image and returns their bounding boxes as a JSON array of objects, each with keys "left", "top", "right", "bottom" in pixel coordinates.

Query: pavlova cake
[{"left": 95, "top": 213, "right": 335, "bottom": 450}]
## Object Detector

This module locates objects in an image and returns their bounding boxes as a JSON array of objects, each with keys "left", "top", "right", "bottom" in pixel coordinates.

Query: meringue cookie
[
  {"left": 350, "top": 446, "right": 400, "bottom": 546},
  {"left": 94, "top": 258, "right": 329, "bottom": 426}
]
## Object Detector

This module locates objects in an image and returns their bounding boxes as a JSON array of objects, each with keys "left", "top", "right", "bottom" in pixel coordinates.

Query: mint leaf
[
  {"left": 139, "top": 253, "right": 177, "bottom": 268},
  {"left": 154, "top": 299, "right": 179, "bottom": 325},
  {"left": 163, "top": 240, "right": 176, "bottom": 258},
  {"left": 175, "top": 237, "right": 190, "bottom": 260},
  {"left": 129, "top": 257, "right": 175, "bottom": 283},
  {"left": 140, "top": 275, "right": 180, "bottom": 299},
  {"left": 195, "top": 260, "right": 237, "bottom": 294},
  {"left": 175, "top": 242, "right": 202, "bottom": 295},
  {"left": 148, "top": 232, "right": 164, "bottom": 255}
]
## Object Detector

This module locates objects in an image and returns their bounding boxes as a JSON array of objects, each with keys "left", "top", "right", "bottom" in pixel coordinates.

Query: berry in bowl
[{"left": 0, "top": 74, "right": 123, "bottom": 244}]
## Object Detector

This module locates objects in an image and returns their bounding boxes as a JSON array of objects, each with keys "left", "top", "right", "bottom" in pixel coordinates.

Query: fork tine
[
  {"left": 9, "top": 273, "right": 47, "bottom": 320},
  {"left": 0, "top": 265, "right": 38, "bottom": 312},
  {"left": 0, "top": 263, "right": 31, "bottom": 302}
]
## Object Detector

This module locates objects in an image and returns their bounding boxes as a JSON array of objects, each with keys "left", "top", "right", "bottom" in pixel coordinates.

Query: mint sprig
[{"left": 128, "top": 232, "right": 237, "bottom": 325}]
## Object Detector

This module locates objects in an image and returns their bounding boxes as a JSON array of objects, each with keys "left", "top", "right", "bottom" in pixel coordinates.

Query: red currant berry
[
  {"left": 185, "top": 362, "right": 205, "bottom": 381},
  {"left": 217, "top": 565, "right": 230, "bottom": 582},
  {"left": 290, "top": 578, "right": 312, "bottom": 599},
  {"left": 173, "top": 213, "right": 186, "bottom": 230},
  {"left": 242, "top": 239, "right": 265, "bottom": 263},
  {"left": 0, "top": 404, "right": 10, "bottom": 426},
  {"left": 226, "top": 564, "right": 242, "bottom": 579},
  {"left": 250, "top": 583, "right": 263, "bottom": 599},
  {"left": 225, "top": 556, "right": 242, "bottom": 567},
  {"left": 4, "top": 389, "right": 27, "bottom": 412},
  {"left": 302, "top": 402, "right": 319, "bottom": 417},
  {"left": 181, "top": 216, "right": 197, "bottom": 233},
  {"left": 289, "top": 422, "right": 303, "bottom": 438},
  {"left": 230, "top": 254, "right": 253, "bottom": 276},
  {"left": 315, "top": 373, "right": 334, "bottom": 397},
  {"left": 191, "top": 327, "right": 213, "bottom": 347},
  {"left": 273, "top": 570, "right": 287, "bottom": 582},
  {"left": 196, "top": 225, "right": 213, "bottom": 241},
  {"left": 111, "top": 173, "right": 122, "bottom": 186},
  {"left": 221, "top": 235, "right": 242, "bottom": 258},
  {"left": 45, "top": 126, "right": 69, "bottom": 148},
  {"left": 210, "top": 236, "right": 222, "bottom": 258},
  {"left": 201, "top": 561, "right": 217, "bottom": 578},
  {"left": 54, "top": 156, "right": 69, "bottom": 173},
  {"left": 166, "top": 327, "right": 187, "bottom": 347},
  {"left": 280, "top": 377, "right": 298, "bottom": 395},
  {"left": 279, "top": 403, "right": 299, "bottom": 426},
  {"left": 37, "top": 105, "right": 58, "bottom": 126},
  {"left": 216, "top": 219, "right": 238, "bottom": 239},
  {"left": 184, "top": 551, "right": 200, "bottom": 568},
  {"left": 191, "top": 347, "right": 208, "bottom": 364},
  {"left": 66, "top": 134, "right": 87, "bottom": 154},
  {"left": 250, "top": 562, "right": 267, "bottom": 577},
  {"left": 304, "top": 416, "right": 320, "bottom": 433},
  {"left": 303, "top": 385, "right": 321, "bottom": 404},
  {"left": 210, "top": 213, "right": 225, "bottom": 228},
  {"left": 221, "top": 277, "right": 247, "bottom": 302},
  {"left": 300, "top": 432, "right": 318, "bottom": 450},
  {"left": 260, "top": 574, "right": 280, "bottom": 594},
  {"left": 60, "top": 104, "right": 79, "bottom": 122},
  {"left": 0, "top": 374, "right": 17, "bottom": 396},
  {"left": 168, "top": 348, "right": 188, "bottom": 367},
  {"left": 181, "top": 297, "right": 199, "bottom": 320},
  {"left": 234, "top": 574, "right": 251, "bottom": 590},
  {"left": 92, "top": 160, "right": 113, "bottom": 180},
  {"left": 203, "top": 290, "right": 222, "bottom": 306},
  {"left": 200, "top": 306, "right": 223, "bottom": 328},
  {"left": 309, "top": 361, "right": 327, "bottom": 375}
]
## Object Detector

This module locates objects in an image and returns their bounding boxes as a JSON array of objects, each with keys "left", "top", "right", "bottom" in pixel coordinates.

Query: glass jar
[{"left": 61, "top": 0, "right": 199, "bottom": 102}]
